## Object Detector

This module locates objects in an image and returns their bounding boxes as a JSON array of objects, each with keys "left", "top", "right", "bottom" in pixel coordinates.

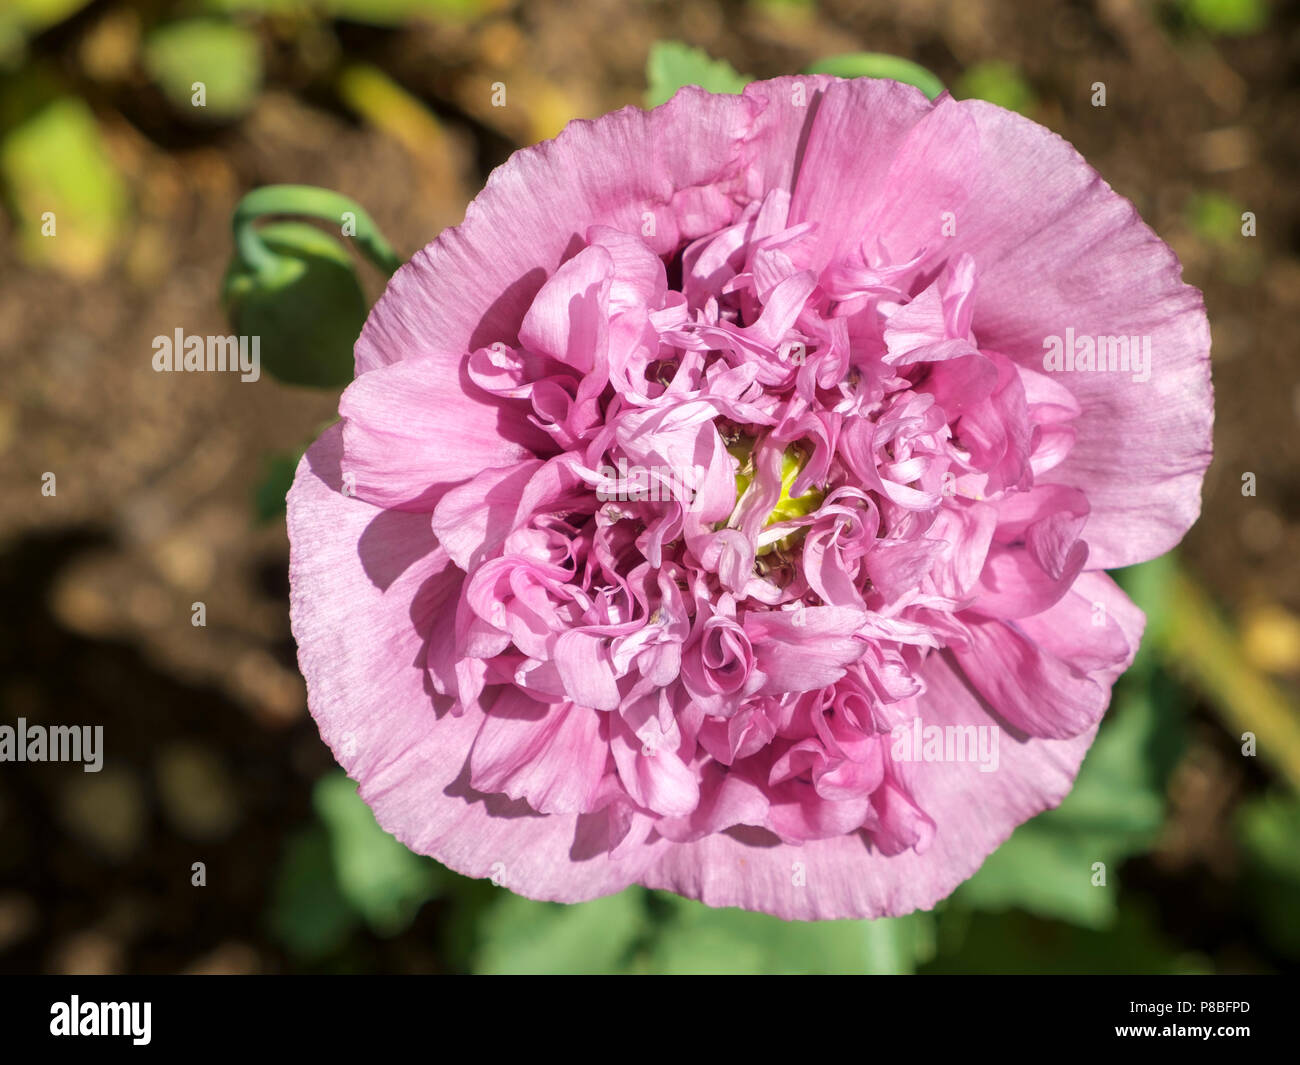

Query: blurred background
[{"left": 1, "top": 0, "right": 1298, "bottom": 974}]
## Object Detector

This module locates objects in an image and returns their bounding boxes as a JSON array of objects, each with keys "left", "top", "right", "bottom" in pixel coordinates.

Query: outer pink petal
[
  {"left": 953, "top": 570, "right": 1142, "bottom": 740},
  {"left": 640, "top": 570, "right": 1144, "bottom": 920},
  {"left": 937, "top": 101, "right": 1212, "bottom": 567},
  {"left": 288, "top": 425, "right": 664, "bottom": 900},
  {"left": 789, "top": 85, "right": 976, "bottom": 271},
  {"left": 339, "top": 355, "right": 548, "bottom": 512},
  {"left": 353, "top": 88, "right": 758, "bottom": 377},
  {"left": 641, "top": 657, "right": 1093, "bottom": 920},
  {"left": 735, "top": 76, "right": 838, "bottom": 203}
]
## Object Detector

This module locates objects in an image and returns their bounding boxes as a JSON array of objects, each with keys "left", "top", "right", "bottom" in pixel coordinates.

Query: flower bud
[{"left": 222, "top": 220, "right": 367, "bottom": 388}]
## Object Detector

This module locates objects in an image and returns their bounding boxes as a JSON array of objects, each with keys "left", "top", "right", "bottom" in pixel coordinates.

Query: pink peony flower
[{"left": 287, "top": 77, "right": 1212, "bottom": 919}]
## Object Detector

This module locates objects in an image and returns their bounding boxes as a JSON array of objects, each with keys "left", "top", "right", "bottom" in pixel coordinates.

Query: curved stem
[{"left": 232, "top": 184, "right": 404, "bottom": 277}]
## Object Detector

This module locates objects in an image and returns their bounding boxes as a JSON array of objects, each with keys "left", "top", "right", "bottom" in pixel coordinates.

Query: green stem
[{"left": 232, "top": 184, "right": 404, "bottom": 278}]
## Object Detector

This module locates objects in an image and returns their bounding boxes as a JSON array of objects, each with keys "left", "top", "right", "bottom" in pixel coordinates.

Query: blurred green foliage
[
  {"left": 640, "top": 897, "right": 933, "bottom": 975},
  {"left": 0, "top": 82, "right": 129, "bottom": 276},
  {"left": 805, "top": 53, "right": 945, "bottom": 100},
  {"left": 1237, "top": 794, "right": 1300, "bottom": 959},
  {"left": 476, "top": 889, "right": 935, "bottom": 974},
  {"left": 955, "top": 61, "right": 1038, "bottom": 115},
  {"left": 312, "top": 772, "right": 444, "bottom": 933},
  {"left": 645, "top": 43, "right": 948, "bottom": 107},
  {"left": 926, "top": 902, "right": 1209, "bottom": 974},
  {"left": 144, "top": 18, "right": 263, "bottom": 120},
  {"left": 205, "top": 0, "right": 498, "bottom": 24},
  {"left": 645, "top": 42, "right": 751, "bottom": 108},
  {"left": 956, "top": 669, "right": 1180, "bottom": 928},
  {"left": 268, "top": 824, "right": 356, "bottom": 960},
  {"left": 1186, "top": 191, "right": 1246, "bottom": 246},
  {"left": 475, "top": 891, "right": 650, "bottom": 974},
  {"left": 1178, "top": 0, "right": 1270, "bottom": 37},
  {"left": 253, "top": 450, "right": 301, "bottom": 523},
  {"left": 0, "top": 0, "right": 93, "bottom": 66},
  {"left": 270, "top": 773, "right": 444, "bottom": 958}
]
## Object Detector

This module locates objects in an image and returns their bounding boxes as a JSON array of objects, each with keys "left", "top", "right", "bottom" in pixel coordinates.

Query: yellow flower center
[{"left": 728, "top": 439, "right": 824, "bottom": 554}]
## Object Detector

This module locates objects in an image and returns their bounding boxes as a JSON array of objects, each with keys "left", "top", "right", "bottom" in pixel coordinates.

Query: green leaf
[
  {"left": 4, "top": 0, "right": 92, "bottom": 20},
  {"left": 804, "top": 53, "right": 945, "bottom": 100},
  {"left": 957, "top": 823, "right": 1121, "bottom": 929},
  {"left": 144, "top": 18, "right": 262, "bottom": 121},
  {"left": 857, "top": 911, "right": 936, "bottom": 974},
  {"left": 1237, "top": 793, "right": 1300, "bottom": 959},
  {"left": 954, "top": 61, "right": 1037, "bottom": 116},
  {"left": 313, "top": 772, "right": 443, "bottom": 935},
  {"left": 1239, "top": 794, "right": 1300, "bottom": 882},
  {"left": 0, "top": 0, "right": 93, "bottom": 64},
  {"left": 1185, "top": 191, "right": 1247, "bottom": 247},
  {"left": 268, "top": 826, "right": 357, "bottom": 960},
  {"left": 200, "top": 0, "right": 317, "bottom": 11},
  {"left": 474, "top": 889, "right": 649, "bottom": 974},
  {"left": 643, "top": 893, "right": 933, "bottom": 974},
  {"left": 924, "top": 903, "right": 1209, "bottom": 974},
  {"left": 1179, "top": 0, "right": 1269, "bottom": 37},
  {"left": 956, "top": 673, "right": 1180, "bottom": 928},
  {"left": 325, "top": 0, "right": 493, "bottom": 23},
  {"left": 645, "top": 42, "right": 751, "bottom": 108},
  {"left": 0, "top": 91, "right": 129, "bottom": 277},
  {"left": 253, "top": 450, "right": 300, "bottom": 523},
  {"left": 205, "top": 0, "right": 494, "bottom": 19},
  {"left": 1111, "top": 553, "right": 1177, "bottom": 669}
]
